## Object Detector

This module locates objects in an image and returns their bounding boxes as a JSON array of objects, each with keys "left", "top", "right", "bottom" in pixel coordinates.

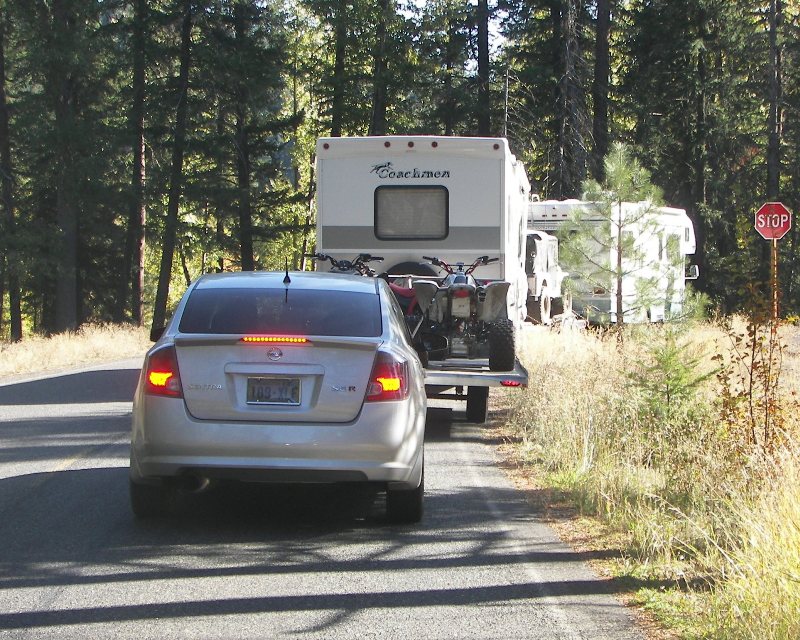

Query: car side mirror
[{"left": 149, "top": 326, "right": 166, "bottom": 342}]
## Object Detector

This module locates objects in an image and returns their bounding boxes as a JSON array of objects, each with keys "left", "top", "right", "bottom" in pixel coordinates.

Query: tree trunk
[
  {"left": 234, "top": 8, "right": 254, "bottom": 271},
  {"left": 443, "top": 23, "right": 456, "bottom": 137},
  {"left": 476, "top": 0, "right": 490, "bottom": 135},
  {"left": 152, "top": 0, "right": 193, "bottom": 332},
  {"left": 120, "top": 0, "right": 147, "bottom": 325},
  {"left": 369, "top": 0, "right": 389, "bottom": 136},
  {"left": 52, "top": 0, "right": 79, "bottom": 333},
  {"left": 616, "top": 200, "right": 624, "bottom": 326},
  {"left": 766, "top": 0, "right": 782, "bottom": 200},
  {"left": 691, "top": 5, "right": 709, "bottom": 291},
  {"left": 330, "top": 0, "right": 347, "bottom": 137},
  {"left": 0, "top": 6, "right": 21, "bottom": 341},
  {"left": 591, "top": 0, "right": 610, "bottom": 181},
  {"left": 556, "top": 0, "right": 587, "bottom": 199}
]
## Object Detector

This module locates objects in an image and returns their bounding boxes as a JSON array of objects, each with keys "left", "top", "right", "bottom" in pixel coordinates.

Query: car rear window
[{"left": 178, "top": 287, "right": 382, "bottom": 337}]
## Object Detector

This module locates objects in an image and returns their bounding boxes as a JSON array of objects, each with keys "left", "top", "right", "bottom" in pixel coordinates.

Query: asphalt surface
[{"left": 0, "top": 359, "right": 645, "bottom": 639}]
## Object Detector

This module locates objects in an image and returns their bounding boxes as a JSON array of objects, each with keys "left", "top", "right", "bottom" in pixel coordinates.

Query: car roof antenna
[{"left": 283, "top": 258, "right": 291, "bottom": 303}]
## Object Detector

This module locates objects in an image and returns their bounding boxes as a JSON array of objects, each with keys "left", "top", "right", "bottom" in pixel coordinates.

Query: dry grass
[
  {"left": 0, "top": 324, "right": 151, "bottom": 380},
  {"left": 506, "top": 320, "right": 800, "bottom": 639}
]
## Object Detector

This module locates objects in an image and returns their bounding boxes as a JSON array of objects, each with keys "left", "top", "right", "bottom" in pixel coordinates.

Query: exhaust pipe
[{"left": 178, "top": 475, "right": 212, "bottom": 494}]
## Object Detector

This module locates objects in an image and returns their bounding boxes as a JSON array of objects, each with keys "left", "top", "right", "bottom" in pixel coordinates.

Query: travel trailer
[{"left": 529, "top": 199, "right": 698, "bottom": 324}]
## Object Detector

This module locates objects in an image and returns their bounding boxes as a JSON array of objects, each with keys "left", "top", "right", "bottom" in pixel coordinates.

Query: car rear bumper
[{"left": 130, "top": 395, "right": 425, "bottom": 487}]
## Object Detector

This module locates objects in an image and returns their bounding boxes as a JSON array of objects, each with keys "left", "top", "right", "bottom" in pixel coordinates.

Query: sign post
[{"left": 755, "top": 202, "right": 793, "bottom": 322}]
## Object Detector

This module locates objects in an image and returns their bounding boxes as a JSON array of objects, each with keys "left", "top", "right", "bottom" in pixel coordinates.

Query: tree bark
[
  {"left": 476, "top": 0, "right": 490, "bottom": 135},
  {"left": 555, "top": 0, "right": 586, "bottom": 198},
  {"left": 0, "top": 6, "right": 21, "bottom": 341},
  {"left": 766, "top": 0, "right": 782, "bottom": 200},
  {"left": 330, "top": 0, "right": 347, "bottom": 137},
  {"left": 591, "top": 0, "right": 610, "bottom": 181},
  {"left": 119, "top": 0, "right": 147, "bottom": 325},
  {"left": 369, "top": 0, "right": 389, "bottom": 136},
  {"left": 234, "top": 7, "right": 254, "bottom": 271},
  {"left": 152, "top": 0, "right": 193, "bottom": 332},
  {"left": 51, "top": 0, "right": 79, "bottom": 333}
]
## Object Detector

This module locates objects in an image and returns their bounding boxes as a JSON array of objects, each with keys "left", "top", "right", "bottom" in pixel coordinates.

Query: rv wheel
[
  {"left": 466, "top": 386, "right": 489, "bottom": 423},
  {"left": 488, "top": 319, "right": 515, "bottom": 371}
]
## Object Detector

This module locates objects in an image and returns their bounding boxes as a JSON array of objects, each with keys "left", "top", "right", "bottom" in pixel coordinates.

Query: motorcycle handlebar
[{"left": 357, "top": 254, "right": 384, "bottom": 263}]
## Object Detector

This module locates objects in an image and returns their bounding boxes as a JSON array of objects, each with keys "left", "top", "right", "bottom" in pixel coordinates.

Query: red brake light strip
[{"left": 240, "top": 336, "right": 309, "bottom": 344}]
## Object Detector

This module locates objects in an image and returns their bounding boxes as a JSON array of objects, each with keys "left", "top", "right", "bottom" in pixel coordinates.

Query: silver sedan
[{"left": 130, "top": 271, "right": 427, "bottom": 523}]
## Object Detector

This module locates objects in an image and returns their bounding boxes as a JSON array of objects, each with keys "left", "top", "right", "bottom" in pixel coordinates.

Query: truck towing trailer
[{"left": 314, "top": 135, "right": 535, "bottom": 422}]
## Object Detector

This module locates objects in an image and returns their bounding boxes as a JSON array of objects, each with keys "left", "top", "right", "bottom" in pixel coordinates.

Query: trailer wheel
[
  {"left": 488, "top": 319, "right": 515, "bottom": 371},
  {"left": 386, "top": 261, "right": 439, "bottom": 277},
  {"left": 466, "top": 386, "right": 489, "bottom": 423}
]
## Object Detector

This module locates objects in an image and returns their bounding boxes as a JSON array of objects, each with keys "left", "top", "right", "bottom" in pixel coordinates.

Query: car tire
[
  {"left": 130, "top": 478, "right": 171, "bottom": 518},
  {"left": 466, "top": 386, "right": 489, "bottom": 423},
  {"left": 387, "top": 469, "right": 424, "bottom": 524},
  {"left": 488, "top": 319, "right": 515, "bottom": 371}
]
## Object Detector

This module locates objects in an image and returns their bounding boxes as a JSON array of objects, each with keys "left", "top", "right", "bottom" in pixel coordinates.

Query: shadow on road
[{"left": 0, "top": 369, "right": 141, "bottom": 406}]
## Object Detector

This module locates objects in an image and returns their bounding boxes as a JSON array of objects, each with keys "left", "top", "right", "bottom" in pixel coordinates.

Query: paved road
[{"left": 0, "top": 361, "right": 644, "bottom": 639}]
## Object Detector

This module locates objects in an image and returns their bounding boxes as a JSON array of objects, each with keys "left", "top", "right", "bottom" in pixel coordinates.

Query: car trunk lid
[{"left": 174, "top": 335, "right": 382, "bottom": 423}]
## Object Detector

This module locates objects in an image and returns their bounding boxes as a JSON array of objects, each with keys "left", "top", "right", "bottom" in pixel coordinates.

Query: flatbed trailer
[{"left": 424, "top": 357, "right": 529, "bottom": 423}]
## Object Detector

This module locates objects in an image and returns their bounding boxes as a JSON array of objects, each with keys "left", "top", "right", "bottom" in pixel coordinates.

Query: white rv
[
  {"left": 529, "top": 199, "right": 698, "bottom": 324},
  {"left": 315, "top": 135, "right": 531, "bottom": 326},
  {"left": 314, "top": 136, "right": 532, "bottom": 421}
]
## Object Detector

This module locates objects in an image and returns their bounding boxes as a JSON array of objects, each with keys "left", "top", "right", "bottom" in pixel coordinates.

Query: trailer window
[{"left": 374, "top": 186, "right": 448, "bottom": 239}]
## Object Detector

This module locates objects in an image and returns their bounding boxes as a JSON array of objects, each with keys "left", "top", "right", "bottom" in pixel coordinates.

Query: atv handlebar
[{"left": 422, "top": 255, "right": 499, "bottom": 274}]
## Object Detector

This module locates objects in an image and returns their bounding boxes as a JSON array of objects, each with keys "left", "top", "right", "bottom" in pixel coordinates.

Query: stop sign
[{"left": 755, "top": 202, "right": 792, "bottom": 240}]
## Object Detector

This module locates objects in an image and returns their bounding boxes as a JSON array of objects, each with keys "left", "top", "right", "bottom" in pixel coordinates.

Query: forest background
[{"left": 0, "top": 0, "right": 798, "bottom": 340}]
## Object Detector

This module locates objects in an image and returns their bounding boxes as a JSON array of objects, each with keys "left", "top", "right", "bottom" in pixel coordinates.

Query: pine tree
[{"left": 559, "top": 143, "right": 664, "bottom": 325}]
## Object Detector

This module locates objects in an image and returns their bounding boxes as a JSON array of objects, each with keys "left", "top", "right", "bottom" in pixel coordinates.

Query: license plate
[{"left": 246, "top": 377, "right": 301, "bottom": 406}]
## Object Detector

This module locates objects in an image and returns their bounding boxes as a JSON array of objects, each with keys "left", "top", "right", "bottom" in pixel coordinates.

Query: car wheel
[
  {"left": 488, "top": 319, "right": 515, "bottom": 371},
  {"left": 386, "top": 470, "right": 424, "bottom": 524},
  {"left": 129, "top": 478, "right": 171, "bottom": 518},
  {"left": 466, "top": 386, "right": 489, "bottom": 423}
]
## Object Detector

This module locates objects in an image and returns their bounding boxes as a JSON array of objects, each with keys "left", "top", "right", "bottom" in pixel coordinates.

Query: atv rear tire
[{"left": 488, "top": 319, "right": 515, "bottom": 371}]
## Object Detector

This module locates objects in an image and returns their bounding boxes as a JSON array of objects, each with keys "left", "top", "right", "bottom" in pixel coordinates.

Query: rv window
[{"left": 374, "top": 186, "right": 448, "bottom": 239}]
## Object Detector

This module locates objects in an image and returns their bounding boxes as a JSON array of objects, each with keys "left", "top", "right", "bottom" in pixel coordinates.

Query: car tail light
[
  {"left": 365, "top": 351, "right": 409, "bottom": 402},
  {"left": 451, "top": 288, "right": 471, "bottom": 298},
  {"left": 145, "top": 345, "right": 183, "bottom": 398}
]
